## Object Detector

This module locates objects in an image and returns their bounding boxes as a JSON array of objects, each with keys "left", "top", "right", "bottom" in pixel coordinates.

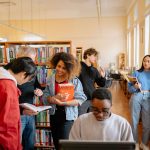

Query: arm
[
  {"left": 128, "top": 71, "right": 141, "bottom": 93},
  {"left": 72, "top": 78, "right": 87, "bottom": 106},
  {"left": 69, "top": 117, "right": 81, "bottom": 140},
  {"left": 99, "top": 66, "right": 105, "bottom": 78},
  {"left": 49, "top": 78, "right": 87, "bottom": 106},
  {"left": 121, "top": 121, "right": 134, "bottom": 141},
  {"left": 34, "top": 76, "right": 43, "bottom": 96},
  {"left": 95, "top": 69, "right": 106, "bottom": 87},
  {"left": 42, "top": 84, "right": 53, "bottom": 105},
  {"left": 34, "top": 76, "right": 43, "bottom": 90}
]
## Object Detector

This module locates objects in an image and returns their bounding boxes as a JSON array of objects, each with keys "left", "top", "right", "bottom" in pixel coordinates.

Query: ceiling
[{"left": 0, "top": 0, "right": 132, "bottom": 20}]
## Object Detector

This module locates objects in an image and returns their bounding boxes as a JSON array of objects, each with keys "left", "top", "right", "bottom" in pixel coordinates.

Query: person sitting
[{"left": 69, "top": 88, "right": 134, "bottom": 142}]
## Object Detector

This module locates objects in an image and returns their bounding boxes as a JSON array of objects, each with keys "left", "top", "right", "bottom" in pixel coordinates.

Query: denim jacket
[{"left": 42, "top": 70, "right": 87, "bottom": 120}]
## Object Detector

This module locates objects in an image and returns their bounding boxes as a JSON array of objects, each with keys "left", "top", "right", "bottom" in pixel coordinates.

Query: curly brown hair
[
  {"left": 50, "top": 52, "right": 80, "bottom": 80},
  {"left": 83, "top": 48, "right": 98, "bottom": 60}
]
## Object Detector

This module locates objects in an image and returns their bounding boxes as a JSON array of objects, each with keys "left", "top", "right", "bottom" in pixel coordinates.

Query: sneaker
[
  {"left": 140, "top": 143, "right": 150, "bottom": 150},
  {"left": 136, "top": 143, "right": 140, "bottom": 150}
]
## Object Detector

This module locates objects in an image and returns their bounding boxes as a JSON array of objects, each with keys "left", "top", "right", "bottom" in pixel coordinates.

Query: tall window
[
  {"left": 127, "top": 32, "right": 131, "bottom": 67},
  {"left": 134, "top": 3, "right": 138, "bottom": 21},
  {"left": 145, "top": 15, "right": 150, "bottom": 55},
  {"left": 134, "top": 24, "right": 140, "bottom": 67}
]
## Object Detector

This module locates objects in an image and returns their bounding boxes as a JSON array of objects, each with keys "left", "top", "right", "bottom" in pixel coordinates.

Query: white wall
[{"left": 0, "top": 16, "right": 127, "bottom": 68}]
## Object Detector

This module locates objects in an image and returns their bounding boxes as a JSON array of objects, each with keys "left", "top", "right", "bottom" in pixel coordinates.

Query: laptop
[{"left": 59, "top": 140, "right": 136, "bottom": 150}]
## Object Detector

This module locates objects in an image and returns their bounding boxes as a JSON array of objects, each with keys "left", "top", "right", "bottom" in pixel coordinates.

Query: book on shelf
[
  {"left": 19, "top": 103, "right": 52, "bottom": 113},
  {"left": 58, "top": 83, "right": 74, "bottom": 102},
  {"left": 0, "top": 47, "right": 4, "bottom": 63}
]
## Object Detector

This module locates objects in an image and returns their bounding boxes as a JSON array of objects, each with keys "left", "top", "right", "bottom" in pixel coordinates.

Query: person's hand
[
  {"left": 134, "top": 82, "right": 141, "bottom": 89},
  {"left": 99, "top": 67, "right": 105, "bottom": 78},
  {"left": 55, "top": 93, "right": 69, "bottom": 101},
  {"left": 54, "top": 98, "right": 65, "bottom": 105},
  {"left": 47, "top": 95, "right": 68, "bottom": 105},
  {"left": 23, "top": 109, "right": 38, "bottom": 116},
  {"left": 34, "top": 88, "right": 43, "bottom": 96}
]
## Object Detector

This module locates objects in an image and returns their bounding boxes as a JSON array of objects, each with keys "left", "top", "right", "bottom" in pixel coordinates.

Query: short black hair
[
  {"left": 4, "top": 57, "right": 37, "bottom": 80},
  {"left": 92, "top": 88, "right": 112, "bottom": 105}
]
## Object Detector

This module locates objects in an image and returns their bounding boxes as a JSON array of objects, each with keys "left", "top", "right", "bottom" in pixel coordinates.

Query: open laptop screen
[{"left": 59, "top": 140, "right": 135, "bottom": 150}]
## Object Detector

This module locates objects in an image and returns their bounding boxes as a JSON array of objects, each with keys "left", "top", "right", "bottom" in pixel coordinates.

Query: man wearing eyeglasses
[{"left": 69, "top": 88, "right": 134, "bottom": 141}]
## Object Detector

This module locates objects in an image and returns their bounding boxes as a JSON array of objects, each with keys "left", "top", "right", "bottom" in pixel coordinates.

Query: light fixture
[{"left": 0, "top": 37, "right": 8, "bottom": 42}]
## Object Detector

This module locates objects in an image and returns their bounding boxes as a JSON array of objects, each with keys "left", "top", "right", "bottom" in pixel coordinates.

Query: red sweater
[{"left": 0, "top": 79, "right": 22, "bottom": 150}]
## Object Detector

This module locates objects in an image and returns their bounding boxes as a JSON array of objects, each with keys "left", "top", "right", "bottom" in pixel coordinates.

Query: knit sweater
[{"left": 69, "top": 112, "right": 134, "bottom": 141}]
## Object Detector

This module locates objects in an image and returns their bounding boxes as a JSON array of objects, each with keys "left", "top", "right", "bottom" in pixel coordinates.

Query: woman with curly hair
[{"left": 42, "top": 52, "right": 87, "bottom": 150}]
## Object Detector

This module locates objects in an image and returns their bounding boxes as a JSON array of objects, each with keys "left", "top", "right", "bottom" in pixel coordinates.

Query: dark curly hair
[{"left": 49, "top": 52, "right": 80, "bottom": 80}]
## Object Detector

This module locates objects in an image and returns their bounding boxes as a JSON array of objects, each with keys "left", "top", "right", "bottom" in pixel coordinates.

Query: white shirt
[{"left": 69, "top": 112, "right": 134, "bottom": 141}]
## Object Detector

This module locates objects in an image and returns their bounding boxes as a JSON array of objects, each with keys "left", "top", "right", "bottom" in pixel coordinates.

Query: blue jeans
[
  {"left": 21, "top": 115, "right": 35, "bottom": 150},
  {"left": 50, "top": 106, "right": 74, "bottom": 150},
  {"left": 129, "top": 92, "right": 150, "bottom": 145}
]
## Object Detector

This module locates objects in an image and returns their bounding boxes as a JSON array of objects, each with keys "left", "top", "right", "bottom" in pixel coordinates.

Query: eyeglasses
[{"left": 91, "top": 106, "right": 110, "bottom": 116}]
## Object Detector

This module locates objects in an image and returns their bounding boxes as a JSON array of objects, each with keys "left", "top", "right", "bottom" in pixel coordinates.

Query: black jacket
[
  {"left": 18, "top": 76, "right": 42, "bottom": 114},
  {"left": 79, "top": 62, "right": 106, "bottom": 100}
]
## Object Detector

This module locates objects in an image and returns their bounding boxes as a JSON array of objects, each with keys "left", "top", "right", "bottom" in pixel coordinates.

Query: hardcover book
[{"left": 58, "top": 83, "right": 74, "bottom": 102}]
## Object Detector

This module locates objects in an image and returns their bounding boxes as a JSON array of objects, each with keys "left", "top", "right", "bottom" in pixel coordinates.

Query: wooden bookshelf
[
  {"left": 0, "top": 40, "right": 72, "bottom": 65},
  {"left": 0, "top": 40, "right": 72, "bottom": 150}
]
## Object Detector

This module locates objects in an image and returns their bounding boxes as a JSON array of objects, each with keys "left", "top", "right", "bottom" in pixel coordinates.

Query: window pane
[{"left": 145, "top": 15, "right": 150, "bottom": 55}]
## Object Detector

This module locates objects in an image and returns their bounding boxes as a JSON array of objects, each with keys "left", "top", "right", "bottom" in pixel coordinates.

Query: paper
[
  {"left": 19, "top": 103, "right": 52, "bottom": 112},
  {"left": 122, "top": 74, "right": 138, "bottom": 84}
]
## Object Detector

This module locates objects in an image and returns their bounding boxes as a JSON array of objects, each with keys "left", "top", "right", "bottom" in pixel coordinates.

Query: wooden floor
[{"left": 109, "top": 80, "right": 131, "bottom": 123}]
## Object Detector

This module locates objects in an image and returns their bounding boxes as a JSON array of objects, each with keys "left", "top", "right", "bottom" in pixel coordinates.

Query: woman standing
[
  {"left": 42, "top": 52, "right": 87, "bottom": 150},
  {"left": 128, "top": 55, "right": 150, "bottom": 150}
]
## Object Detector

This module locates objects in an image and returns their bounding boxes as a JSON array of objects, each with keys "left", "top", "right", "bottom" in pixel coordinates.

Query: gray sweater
[{"left": 69, "top": 112, "right": 134, "bottom": 141}]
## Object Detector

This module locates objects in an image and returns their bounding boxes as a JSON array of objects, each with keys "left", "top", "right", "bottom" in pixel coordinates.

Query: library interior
[{"left": 0, "top": 0, "right": 150, "bottom": 150}]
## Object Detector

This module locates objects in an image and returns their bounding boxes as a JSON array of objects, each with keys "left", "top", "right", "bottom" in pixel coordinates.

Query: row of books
[
  {"left": 36, "top": 110, "right": 50, "bottom": 127},
  {"left": 36, "top": 67, "right": 57, "bottom": 85},
  {"left": 0, "top": 47, "right": 5, "bottom": 63},
  {"left": 35, "top": 46, "right": 70, "bottom": 63},
  {"left": 37, "top": 66, "right": 48, "bottom": 85},
  {"left": 0, "top": 45, "right": 71, "bottom": 63},
  {"left": 33, "top": 96, "right": 50, "bottom": 126},
  {"left": 35, "top": 129, "right": 54, "bottom": 146}
]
